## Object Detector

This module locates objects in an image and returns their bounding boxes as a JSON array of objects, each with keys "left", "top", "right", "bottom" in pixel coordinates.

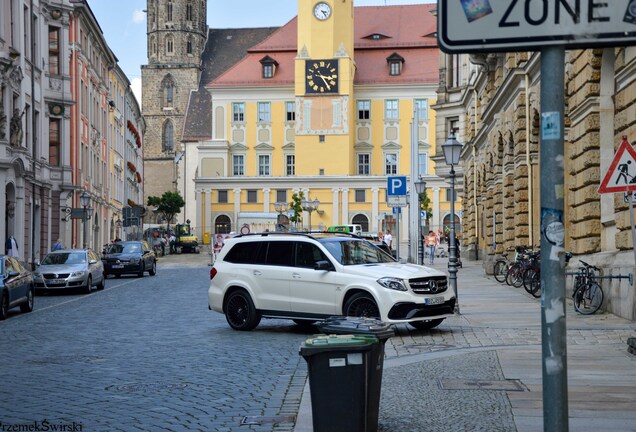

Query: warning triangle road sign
[{"left": 598, "top": 136, "right": 636, "bottom": 194}]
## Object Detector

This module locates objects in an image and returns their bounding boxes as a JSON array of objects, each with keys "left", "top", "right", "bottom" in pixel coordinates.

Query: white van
[{"left": 327, "top": 224, "right": 362, "bottom": 236}]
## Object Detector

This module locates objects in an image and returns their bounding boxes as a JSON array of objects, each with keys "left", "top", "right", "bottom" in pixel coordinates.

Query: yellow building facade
[{"left": 187, "top": 2, "right": 461, "bottom": 255}]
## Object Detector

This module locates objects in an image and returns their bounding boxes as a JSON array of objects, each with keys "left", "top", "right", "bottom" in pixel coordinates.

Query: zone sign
[{"left": 438, "top": 0, "right": 636, "bottom": 53}]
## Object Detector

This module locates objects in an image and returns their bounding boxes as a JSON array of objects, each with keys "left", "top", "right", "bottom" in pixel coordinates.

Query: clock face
[
  {"left": 313, "top": 2, "right": 331, "bottom": 20},
  {"left": 305, "top": 60, "right": 339, "bottom": 94}
]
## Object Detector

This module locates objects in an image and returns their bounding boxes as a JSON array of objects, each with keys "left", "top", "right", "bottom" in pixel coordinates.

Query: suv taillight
[{"left": 210, "top": 267, "right": 217, "bottom": 280}]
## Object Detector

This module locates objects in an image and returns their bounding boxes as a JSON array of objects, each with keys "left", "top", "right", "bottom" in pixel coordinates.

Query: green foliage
[
  {"left": 147, "top": 191, "right": 185, "bottom": 228},
  {"left": 289, "top": 191, "right": 304, "bottom": 226}
]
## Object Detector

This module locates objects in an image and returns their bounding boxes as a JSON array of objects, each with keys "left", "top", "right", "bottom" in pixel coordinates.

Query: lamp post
[
  {"left": 79, "top": 191, "right": 91, "bottom": 249},
  {"left": 414, "top": 177, "right": 426, "bottom": 266},
  {"left": 301, "top": 198, "right": 320, "bottom": 232},
  {"left": 442, "top": 132, "right": 462, "bottom": 313},
  {"left": 274, "top": 201, "right": 287, "bottom": 231}
]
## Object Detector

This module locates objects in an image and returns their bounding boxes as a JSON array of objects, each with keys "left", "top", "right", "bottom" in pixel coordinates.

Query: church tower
[{"left": 141, "top": 0, "right": 207, "bottom": 211}]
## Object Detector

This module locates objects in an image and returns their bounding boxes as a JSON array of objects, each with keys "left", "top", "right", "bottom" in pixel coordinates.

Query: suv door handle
[
  {"left": 253, "top": 270, "right": 262, "bottom": 276},
  {"left": 292, "top": 273, "right": 301, "bottom": 279}
]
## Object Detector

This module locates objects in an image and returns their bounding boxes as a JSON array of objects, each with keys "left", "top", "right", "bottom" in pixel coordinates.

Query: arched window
[
  {"left": 166, "top": 1, "right": 173, "bottom": 21},
  {"left": 215, "top": 215, "right": 232, "bottom": 234},
  {"left": 186, "top": 0, "right": 193, "bottom": 21},
  {"left": 186, "top": 36, "right": 193, "bottom": 54},
  {"left": 163, "top": 120, "right": 174, "bottom": 152},
  {"left": 166, "top": 34, "right": 174, "bottom": 54},
  {"left": 352, "top": 214, "right": 369, "bottom": 232},
  {"left": 162, "top": 75, "right": 175, "bottom": 107}
]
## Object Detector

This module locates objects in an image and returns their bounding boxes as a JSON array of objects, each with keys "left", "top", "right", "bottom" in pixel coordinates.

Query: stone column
[
  {"left": 341, "top": 188, "right": 349, "bottom": 224},
  {"left": 332, "top": 188, "right": 340, "bottom": 225}
]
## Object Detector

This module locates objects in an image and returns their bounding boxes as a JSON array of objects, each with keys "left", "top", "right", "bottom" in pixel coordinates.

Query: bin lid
[
  {"left": 299, "top": 334, "right": 378, "bottom": 357},
  {"left": 318, "top": 316, "right": 395, "bottom": 340}
]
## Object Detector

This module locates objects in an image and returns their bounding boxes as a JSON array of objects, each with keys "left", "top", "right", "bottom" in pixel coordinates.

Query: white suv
[{"left": 208, "top": 233, "right": 455, "bottom": 331}]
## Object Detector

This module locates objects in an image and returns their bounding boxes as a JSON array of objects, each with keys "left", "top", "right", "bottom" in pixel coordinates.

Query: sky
[{"left": 88, "top": 0, "right": 435, "bottom": 105}]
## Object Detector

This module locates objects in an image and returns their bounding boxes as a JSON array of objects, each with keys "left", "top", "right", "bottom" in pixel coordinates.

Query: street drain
[
  {"left": 28, "top": 355, "right": 105, "bottom": 365},
  {"left": 106, "top": 382, "right": 189, "bottom": 393},
  {"left": 241, "top": 415, "right": 296, "bottom": 426},
  {"left": 404, "top": 343, "right": 455, "bottom": 351},
  {"left": 438, "top": 379, "right": 527, "bottom": 391}
]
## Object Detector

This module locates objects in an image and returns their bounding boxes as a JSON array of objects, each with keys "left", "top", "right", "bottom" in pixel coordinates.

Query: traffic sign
[
  {"left": 387, "top": 195, "right": 408, "bottom": 207},
  {"left": 438, "top": 0, "right": 636, "bottom": 53},
  {"left": 387, "top": 176, "right": 407, "bottom": 196},
  {"left": 598, "top": 136, "right": 636, "bottom": 194}
]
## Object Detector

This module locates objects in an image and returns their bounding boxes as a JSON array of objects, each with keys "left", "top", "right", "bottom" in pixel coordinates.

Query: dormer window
[
  {"left": 260, "top": 55, "right": 278, "bottom": 79},
  {"left": 387, "top": 52, "right": 405, "bottom": 76},
  {"left": 364, "top": 33, "right": 390, "bottom": 41}
]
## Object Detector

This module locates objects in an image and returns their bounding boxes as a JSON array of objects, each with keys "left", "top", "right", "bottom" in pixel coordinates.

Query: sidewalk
[{"left": 294, "top": 257, "right": 636, "bottom": 432}]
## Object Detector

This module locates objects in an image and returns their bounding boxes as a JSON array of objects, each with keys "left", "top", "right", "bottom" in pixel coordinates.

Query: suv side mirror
[{"left": 314, "top": 260, "right": 333, "bottom": 271}]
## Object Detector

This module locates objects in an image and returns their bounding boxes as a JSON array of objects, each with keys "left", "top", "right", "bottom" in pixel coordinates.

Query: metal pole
[
  {"left": 629, "top": 193, "right": 636, "bottom": 266},
  {"left": 540, "top": 46, "right": 568, "bottom": 432},
  {"left": 418, "top": 205, "right": 423, "bottom": 265},
  {"left": 82, "top": 206, "right": 88, "bottom": 249},
  {"left": 448, "top": 165, "right": 458, "bottom": 312}
]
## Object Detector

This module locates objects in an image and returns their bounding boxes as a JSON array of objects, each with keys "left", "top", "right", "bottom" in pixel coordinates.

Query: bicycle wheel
[
  {"left": 509, "top": 264, "right": 524, "bottom": 288},
  {"left": 573, "top": 282, "right": 603, "bottom": 315},
  {"left": 523, "top": 268, "right": 539, "bottom": 295},
  {"left": 493, "top": 260, "right": 508, "bottom": 283},
  {"left": 506, "top": 263, "right": 520, "bottom": 286},
  {"left": 528, "top": 269, "right": 541, "bottom": 298}
]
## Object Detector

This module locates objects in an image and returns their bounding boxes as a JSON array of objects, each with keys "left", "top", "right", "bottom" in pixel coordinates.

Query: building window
[
  {"left": 286, "top": 154, "right": 295, "bottom": 176},
  {"left": 263, "top": 64, "right": 273, "bottom": 78},
  {"left": 186, "top": 0, "right": 193, "bottom": 21},
  {"left": 389, "top": 61, "right": 402, "bottom": 76},
  {"left": 247, "top": 190, "right": 257, "bottom": 203},
  {"left": 48, "top": 27, "right": 60, "bottom": 75},
  {"left": 186, "top": 36, "right": 193, "bottom": 54},
  {"left": 357, "top": 100, "right": 370, "bottom": 120},
  {"left": 166, "top": 35, "right": 174, "bottom": 54},
  {"left": 233, "top": 155, "right": 245, "bottom": 176},
  {"left": 385, "top": 153, "right": 398, "bottom": 175},
  {"left": 258, "top": 102, "right": 271, "bottom": 122},
  {"left": 358, "top": 153, "right": 370, "bottom": 175},
  {"left": 232, "top": 102, "right": 245, "bottom": 122},
  {"left": 163, "top": 120, "right": 174, "bottom": 152},
  {"left": 276, "top": 189, "right": 287, "bottom": 203},
  {"left": 286, "top": 102, "right": 295, "bottom": 121},
  {"left": 319, "top": 135, "right": 325, "bottom": 142},
  {"left": 385, "top": 99, "right": 398, "bottom": 120},
  {"left": 355, "top": 189, "right": 366, "bottom": 203},
  {"left": 218, "top": 190, "right": 228, "bottom": 203},
  {"left": 418, "top": 153, "right": 428, "bottom": 176},
  {"left": 259, "top": 55, "right": 278, "bottom": 79},
  {"left": 415, "top": 99, "right": 428, "bottom": 120},
  {"left": 49, "top": 119, "right": 60, "bottom": 166},
  {"left": 164, "top": 80, "right": 174, "bottom": 106},
  {"left": 166, "top": 0, "right": 173, "bottom": 21},
  {"left": 258, "top": 155, "right": 271, "bottom": 176}
]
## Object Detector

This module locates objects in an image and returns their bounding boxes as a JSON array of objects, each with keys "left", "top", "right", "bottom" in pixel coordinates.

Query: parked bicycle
[
  {"left": 572, "top": 259, "right": 603, "bottom": 315},
  {"left": 521, "top": 250, "right": 541, "bottom": 298}
]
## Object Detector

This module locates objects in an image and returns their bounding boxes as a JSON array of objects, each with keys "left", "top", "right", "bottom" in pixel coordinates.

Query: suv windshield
[
  {"left": 319, "top": 239, "right": 395, "bottom": 265},
  {"left": 42, "top": 252, "right": 87, "bottom": 265},
  {"left": 108, "top": 243, "right": 142, "bottom": 254}
]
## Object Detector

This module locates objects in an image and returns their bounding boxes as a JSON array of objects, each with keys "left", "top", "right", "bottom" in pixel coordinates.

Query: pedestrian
[
  {"left": 52, "top": 238, "right": 64, "bottom": 251},
  {"left": 5, "top": 236, "right": 19, "bottom": 258},
  {"left": 425, "top": 230, "right": 438, "bottom": 264},
  {"left": 383, "top": 230, "right": 392, "bottom": 251},
  {"left": 169, "top": 233, "right": 176, "bottom": 254}
]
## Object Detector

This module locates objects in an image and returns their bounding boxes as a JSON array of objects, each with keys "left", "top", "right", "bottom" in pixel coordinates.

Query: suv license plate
[
  {"left": 112, "top": 264, "right": 124, "bottom": 269},
  {"left": 425, "top": 297, "right": 444, "bottom": 306},
  {"left": 49, "top": 279, "right": 65, "bottom": 284}
]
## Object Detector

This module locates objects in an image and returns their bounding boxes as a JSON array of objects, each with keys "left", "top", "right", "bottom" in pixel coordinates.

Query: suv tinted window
[
  {"left": 320, "top": 239, "right": 394, "bottom": 265},
  {"left": 265, "top": 241, "right": 294, "bottom": 266},
  {"left": 225, "top": 241, "right": 265, "bottom": 264},
  {"left": 294, "top": 242, "right": 330, "bottom": 268}
]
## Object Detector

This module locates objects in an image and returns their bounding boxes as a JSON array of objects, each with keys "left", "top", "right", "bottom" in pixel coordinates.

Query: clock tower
[{"left": 295, "top": 0, "right": 355, "bottom": 176}]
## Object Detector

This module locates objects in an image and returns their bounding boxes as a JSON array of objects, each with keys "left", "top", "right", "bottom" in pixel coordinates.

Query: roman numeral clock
[{"left": 305, "top": 60, "right": 339, "bottom": 94}]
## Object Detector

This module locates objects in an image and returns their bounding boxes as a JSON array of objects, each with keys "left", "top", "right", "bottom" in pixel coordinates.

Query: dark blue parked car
[{"left": 0, "top": 255, "right": 35, "bottom": 320}]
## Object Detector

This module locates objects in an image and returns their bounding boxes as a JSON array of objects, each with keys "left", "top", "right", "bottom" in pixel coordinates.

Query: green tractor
[{"left": 174, "top": 220, "right": 200, "bottom": 254}]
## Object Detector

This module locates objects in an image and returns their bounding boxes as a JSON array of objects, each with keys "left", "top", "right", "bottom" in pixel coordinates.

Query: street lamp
[
  {"left": 414, "top": 176, "right": 426, "bottom": 266},
  {"left": 274, "top": 201, "right": 287, "bottom": 231},
  {"left": 442, "top": 131, "right": 462, "bottom": 313},
  {"left": 79, "top": 191, "right": 91, "bottom": 249},
  {"left": 302, "top": 198, "right": 320, "bottom": 232}
]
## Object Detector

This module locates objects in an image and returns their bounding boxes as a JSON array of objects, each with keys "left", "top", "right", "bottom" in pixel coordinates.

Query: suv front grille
[{"left": 408, "top": 276, "right": 448, "bottom": 294}]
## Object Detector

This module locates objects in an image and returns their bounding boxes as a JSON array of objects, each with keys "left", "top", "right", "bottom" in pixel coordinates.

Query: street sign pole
[
  {"left": 540, "top": 46, "right": 568, "bottom": 432},
  {"left": 630, "top": 192, "right": 636, "bottom": 266}
]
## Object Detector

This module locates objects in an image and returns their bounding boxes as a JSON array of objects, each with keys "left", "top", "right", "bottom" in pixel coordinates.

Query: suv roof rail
[{"left": 233, "top": 231, "right": 362, "bottom": 240}]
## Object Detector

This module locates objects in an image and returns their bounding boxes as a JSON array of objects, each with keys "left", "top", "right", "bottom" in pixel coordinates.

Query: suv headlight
[
  {"left": 129, "top": 258, "right": 140, "bottom": 264},
  {"left": 377, "top": 277, "right": 407, "bottom": 291},
  {"left": 71, "top": 271, "right": 86, "bottom": 277}
]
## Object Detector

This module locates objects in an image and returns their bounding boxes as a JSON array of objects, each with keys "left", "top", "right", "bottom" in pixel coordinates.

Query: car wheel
[
  {"left": 344, "top": 292, "right": 380, "bottom": 318},
  {"left": 20, "top": 286, "right": 34, "bottom": 313},
  {"left": 137, "top": 263, "right": 145, "bottom": 278},
  {"left": 149, "top": 260, "right": 156, "bottom": 276},
  {"left": 0, "top": 292, "right": 9, "bottom": 320},
  {"left": 96, "top": 274, "right": 105, "bottom": 290},
  {"left": 409, "top": 318, "right": 444, "bottom": 331},
  {"left": 225, "top": 290, "right": 261, "bottom": 331},
  {"left": 84, "top": 276, "right": 93, "bottom": 294}
]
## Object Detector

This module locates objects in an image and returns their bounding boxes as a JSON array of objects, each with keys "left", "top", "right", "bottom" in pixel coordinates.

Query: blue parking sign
[{"left": 387, "top": 176, "right": 407, "bottom": 196}]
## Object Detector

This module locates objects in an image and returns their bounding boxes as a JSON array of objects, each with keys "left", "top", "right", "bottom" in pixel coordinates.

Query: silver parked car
[{"left": 33, "top": 249, "right": 105, "bottom": 294}]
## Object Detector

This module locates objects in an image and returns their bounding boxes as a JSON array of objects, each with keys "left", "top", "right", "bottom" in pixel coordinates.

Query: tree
[
  {"left": 418, "top": 190, "right": 433, "bottom": 224},
  {"left": 289, "top": 191, "right": 304, "bottom": 231},
  {"left": 147, "top": 191, "right": 185, "bottom": 231}
]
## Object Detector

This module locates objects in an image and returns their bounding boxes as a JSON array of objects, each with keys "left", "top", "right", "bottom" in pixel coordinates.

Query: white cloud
[
  {"left": 132, "top": 9, "right": 145, "bottom": 24},
  {"left": 131, "top": 77, "right": 142, "bottom": 108}
]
